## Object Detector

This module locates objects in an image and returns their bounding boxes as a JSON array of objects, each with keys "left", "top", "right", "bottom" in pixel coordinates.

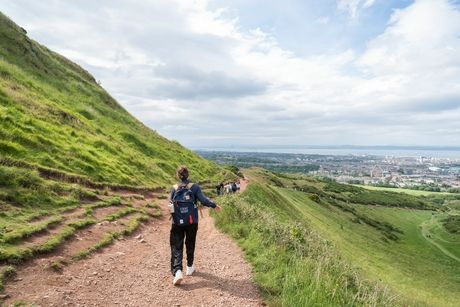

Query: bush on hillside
[
  {"left": 322, "top": 181, "right": 432, "bottom": 209},
  {"left": 0, "top": 165, "right": 42, "bottom": 189},
  {"left": 224, "top": 165, "right": 243, "bottom": 178},
  {"left": 443, "top": 215, "right": 460, "bottom": 233},
  {"left": 348, "top": 191, "right": 430, "bottom": 209}
]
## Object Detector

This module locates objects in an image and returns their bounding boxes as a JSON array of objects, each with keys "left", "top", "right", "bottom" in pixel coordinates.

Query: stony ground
[{"left": 3, "top": 179, "right": 261, "bottom": 306}]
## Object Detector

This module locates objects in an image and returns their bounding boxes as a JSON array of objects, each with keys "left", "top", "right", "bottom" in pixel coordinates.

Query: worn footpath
[{"left": 4, "top": 179, "right": 261, "bottom": 306}]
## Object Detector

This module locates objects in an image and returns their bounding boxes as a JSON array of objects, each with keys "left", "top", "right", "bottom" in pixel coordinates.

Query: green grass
[
  {"left": 83, "top": 201, "right": 119, "bottom": 216},
  {"left": 0, "top": 165, "right": 112, "bottom": 262},
  {"left": 420, "top": 213, "right": 460, "bottom": 260},
  {"left": 215, "top": 187, "right": 398, "bottom": 306},
  {"left": 0, "top": 11, "right": 234, "bottom": 272},
  {"left": 0, "top": 265, "right": 16, "bottom": 291},
  {"left": 46, "top": 259, "right": 67, "bottom": 272},
  {"left": 34, "top": 223, "right": 87, "bottom": 255},
  {"left": 140, "top": 205, "right": 161, "bottom": 218},
  {"left": 0, "top": 218, "right": 97, "bottom": 263},
  {"left": 73, "top": 213, "right": 149, "bottom": 261},
  {"left": 1, "top": 215, "right": 62, "bottom": 244},
  {"left": 121, "top": 214, "right": 150, "bottom": 235},
  {"left": 443, "top": 214, "right": 460, "bottom": 233},
  {"left": 286, "top": 191, "right": 459, "bottom": 306},
  {"left": 224, "top": 169, "right": 460, "bottom": 306},
  {"left": 145, "top": 202, "right": 159, "bottom": 209},
  {"left": 0, "top": 11, "right": 233, "bottom": 188},
  {"left": 0, "top": 169, "right": 148, "bottom": 264},
  {"left": 356, "top": 185, "right": 453, "bottom": 196},
  {"left": 104, "top": 207, "right": 136, "bottom": 221},
  {"left": 72, "top": 232, "right": 119, "bottom": 261}
]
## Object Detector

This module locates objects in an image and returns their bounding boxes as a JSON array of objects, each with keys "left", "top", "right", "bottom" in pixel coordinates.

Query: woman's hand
[{"left": 215, "top": 205, "right": 222, "bottom": 213}]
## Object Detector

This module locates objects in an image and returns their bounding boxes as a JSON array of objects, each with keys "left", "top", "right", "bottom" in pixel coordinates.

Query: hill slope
[
  {"left": 215, "top": 169, "right": 460, "bottom": 306},
  {"left": 0, "top": 12, "right": 230, "bottom": 188},
  {"left": 0, "top": 11, "right": 233, "bottom": 284}
]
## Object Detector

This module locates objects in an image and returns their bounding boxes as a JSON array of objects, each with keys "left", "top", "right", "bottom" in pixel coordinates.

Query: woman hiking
[{"left": 169, "top": 165, "right": 221, "bottom": 285}]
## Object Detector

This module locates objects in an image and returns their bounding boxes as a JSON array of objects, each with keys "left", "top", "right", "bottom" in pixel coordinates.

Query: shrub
[
  {"left": 443, "top": 215, "right": 460, "bottom": 233},
  {"left": 0, "top": 165, "right": 43, "bottom": 189}
]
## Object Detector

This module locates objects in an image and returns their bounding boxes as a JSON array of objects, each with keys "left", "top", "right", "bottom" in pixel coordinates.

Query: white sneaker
[
  {"left": 173, "top": 270, "right": 183, "bottom": 286},
  {"left": 186, "top": 266, "right": 195, "bottom": 276}
]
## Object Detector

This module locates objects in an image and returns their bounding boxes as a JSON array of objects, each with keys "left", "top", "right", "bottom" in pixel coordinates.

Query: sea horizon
[{"left": 193, "top": 145, "right": 460, "bottom": 159}]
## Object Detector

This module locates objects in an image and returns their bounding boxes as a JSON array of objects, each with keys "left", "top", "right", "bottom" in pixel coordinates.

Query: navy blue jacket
[{"left": 169, "top": 179, "right": 216, "bottom": 211}]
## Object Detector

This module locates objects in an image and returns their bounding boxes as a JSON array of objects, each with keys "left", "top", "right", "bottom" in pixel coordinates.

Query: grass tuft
[
  {"left": 0, "top": 265, "right": 16, "bottom": 291},
  {"left": 1, "top": 215, "right": 62, "bottom": 244},
  {"left": 46, "top": 259, "right": 68, "bottom": 272},
  {"left": 72, "top": 232, "right": 119, "bottom": 261},
  {"left": 122, "top": 214, "right": 149, "bottom": 235},
  {"left": 104, "top": 207, "right": 136, "bottom": 222}
]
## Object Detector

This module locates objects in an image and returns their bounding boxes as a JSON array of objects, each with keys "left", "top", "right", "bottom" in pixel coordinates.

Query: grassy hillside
[
  {"left": 215, "top": 169, "right": 460, "bottom": 306},
  {"left": 0, "top": 11, "right": 232, "bottom": 282},
  {"left": 0, "top": 12, "right": 230, "bottom": 188},
  {"left": 355, "top": 185, "right": 452, "bottom": 196}
]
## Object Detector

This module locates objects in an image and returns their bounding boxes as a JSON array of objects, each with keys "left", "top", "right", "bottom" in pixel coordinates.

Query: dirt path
[
  {"left": 4, "top": 182, "right": 261, "bottom": 306},
  {"left": 420, "top": 215, "right": 460, "bottom": 263},
  {"left": 239, "top": 178, "right": 249, "bottom": 193}
]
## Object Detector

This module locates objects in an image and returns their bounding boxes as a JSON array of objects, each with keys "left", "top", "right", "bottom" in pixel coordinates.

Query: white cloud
[
  {"left": 337, "top": 0, "right": 377, "bottom": 19},
  {"left": 0, "top": 0, "right": 460, "bottom": 146},
  {"left": 316, "top": 16, "right": 330, "bottom": 25},
  {"left": 358, "top": 0, "right": 460, "bottom": 111}
]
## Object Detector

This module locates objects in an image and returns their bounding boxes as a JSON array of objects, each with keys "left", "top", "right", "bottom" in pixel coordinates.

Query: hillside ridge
[
  {"left": 212, "top": 168, "right": 460, "bottom": 306},
  {"left": 0, "top": 12, "right": 237, "bottom": 302},
  {"left": 0, "top": 11, "right": 232, "bottom": 188}
]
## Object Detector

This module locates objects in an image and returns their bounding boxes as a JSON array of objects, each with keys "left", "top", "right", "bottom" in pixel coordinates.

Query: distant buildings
[
  {"left": 198, "top": 150, "right": 460, "bottom": 192},
  {"left": 370, "top": 165, "right": 384, "bottom": 178},
  {"left": 314, "top": 155, "right": 460, "bottom": 191}
]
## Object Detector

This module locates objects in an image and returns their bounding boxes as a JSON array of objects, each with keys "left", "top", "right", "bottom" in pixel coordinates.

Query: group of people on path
[{"left": 215, "top": 180, "right": 241, "bottom": 196}]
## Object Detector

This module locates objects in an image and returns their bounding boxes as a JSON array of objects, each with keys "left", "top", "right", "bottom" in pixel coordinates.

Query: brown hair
[{"left": 176, "top": 165, "right": 189, "bottom": 181}]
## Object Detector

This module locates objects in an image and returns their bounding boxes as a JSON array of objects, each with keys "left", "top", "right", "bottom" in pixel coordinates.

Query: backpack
[
  {"left": 171, "top": 182, "right": 198, "bottom": 226},
  {"left": 231, "top": 182, "right": 237, "bottom": 192}
]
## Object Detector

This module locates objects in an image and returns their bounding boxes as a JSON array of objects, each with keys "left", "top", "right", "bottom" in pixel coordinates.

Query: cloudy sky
[{"left": 1, "top": 0, "right": 460, "bottom": 147}]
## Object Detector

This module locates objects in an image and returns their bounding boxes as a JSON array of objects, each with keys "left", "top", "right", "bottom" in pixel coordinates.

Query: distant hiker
[
  {"left": 236, "top": 180, "right": 241, "bottom": 192},
  {"left": 169, "top": 165, "right": 221, "bottom": 286},
  {"left": 231, "top": 181, "right": 237, "bottom": 193},
  {"left": 216, "top": 182, "right": 224, "bottom": 196}
]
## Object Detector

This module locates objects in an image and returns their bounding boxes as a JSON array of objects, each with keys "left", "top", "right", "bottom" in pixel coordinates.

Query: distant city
[
  {"left": 194, "top": 145, "right": 460, "bottom": 159},
  {"left": 197, "top": 150, "right": 460, "bottom": 193}
]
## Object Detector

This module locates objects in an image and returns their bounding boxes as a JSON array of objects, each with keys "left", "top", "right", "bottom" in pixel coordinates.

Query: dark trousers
[{"left": 170, "top": 223, "right": 198, "bottom": 275}]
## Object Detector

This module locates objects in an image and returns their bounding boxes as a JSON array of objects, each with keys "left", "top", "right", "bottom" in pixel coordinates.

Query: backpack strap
[{"left": 173, "top": 182, "right": 194, "bottom": 191}]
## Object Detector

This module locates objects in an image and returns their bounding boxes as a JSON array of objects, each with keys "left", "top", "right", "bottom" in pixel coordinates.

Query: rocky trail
[{"left": 2, "top": 179, "right": 261, "bottom": 306}]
